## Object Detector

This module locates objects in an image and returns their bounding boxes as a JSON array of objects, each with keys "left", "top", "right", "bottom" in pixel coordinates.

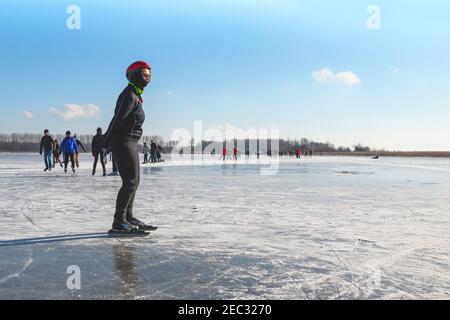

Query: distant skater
[
  {"left": 142, "top": 142, "right": 150, "bottom": 163},
  {"left": 156, "top": 144, "right": 165, "bottom": 162},
  {"left": 60, "top": 130, "right": 78, "bottom": 173},
  {"left": 91, "top": 127, "right": 107, "bottom": 176},
  {"left": 220, "top": 146, "right": 227, "bottom": 161},
  {"left": 295, "top": 148, "right": 301, "bottom": 159},
  {"left": 150, "top": 140, "right": 157, "bottom": 163},
  {"left": 104, "top": 60, "right": 157, "bottom": 233},
  {"left": 233, "top": 146, "right": 238, "bottom": 160},
  {"left": 73, "top": 134, "right": 86, "bottom": 168},
  {"left": 52, "top": 139, "right": 63, "bottom": 168},
  {"left": 39, "top": 129, "right": 55, "bottom": 172}
]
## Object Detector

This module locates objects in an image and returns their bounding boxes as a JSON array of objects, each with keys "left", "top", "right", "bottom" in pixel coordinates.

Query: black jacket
[
  {"left": 91, "top": 134, "right": 106, "bottom": 153},
  {"left": 40, "top": 135, "right": 54, "bottom": 153},
  {"left": 105, "top": 84, "right": 145, "bottom": 143}
]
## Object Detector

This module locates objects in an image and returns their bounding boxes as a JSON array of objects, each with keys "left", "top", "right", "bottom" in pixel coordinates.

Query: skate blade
[
  {"left": 108, "top": 229, "right": 149, "bottom": 237},
  {"left": 139, "top": 226, "right": 158, "bottom": 231}
]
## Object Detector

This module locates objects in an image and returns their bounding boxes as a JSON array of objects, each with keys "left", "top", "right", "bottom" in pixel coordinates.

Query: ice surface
[{"left": 1, "top": 153, "right": 450, "bottom": 299}]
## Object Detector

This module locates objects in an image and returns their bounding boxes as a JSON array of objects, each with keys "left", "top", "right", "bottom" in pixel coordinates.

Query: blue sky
[{"left": 0, "top": 0, "right": 449, "bottom": 150}]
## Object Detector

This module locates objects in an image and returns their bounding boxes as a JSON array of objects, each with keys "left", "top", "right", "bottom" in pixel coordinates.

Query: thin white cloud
[
  {"left": 23, "top": 111, "right": 33, "bottom": 119},
  {"left": 335, "top": 71, "right": 361, "bottom": 86},
  {"left": 388, "top": 66, "right": 400, "bottom": 74},
  {"left": 312, "top": 68, "right": 361, "bottom": 86},
  {"left": 49, "top": 104, "right": 100, "bottom": 121},
  {"left": 312, "top": 68, "right": 334, "bottom": 83}
]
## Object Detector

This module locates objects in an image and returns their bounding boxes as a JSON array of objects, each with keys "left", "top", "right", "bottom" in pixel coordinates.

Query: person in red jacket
[
  {"left": 233, "top": 147, "right": 238, "bottom": 160},
  {"left": 220, "top": 146, "right": 227, "bottom": 161}
]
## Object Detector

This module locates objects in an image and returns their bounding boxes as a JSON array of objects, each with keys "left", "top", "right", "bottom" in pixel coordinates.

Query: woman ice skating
[
  {"left": 60, "top": 130, "right": 79, "bottom": 173},
  {"left": 39, "top": 129, "right": 55, "bottom": 172},
  {"left": 73, "top": 134, "right": 86, "bottom": 168},
  {"left": 91, "top": 127, "right": 107, "bottom": 176},
  {"left": 52, "top": 139, "right": 63, "bottom": 168},
  {"left": 104, "top": 60, "right": 157, "bottom": 233}
]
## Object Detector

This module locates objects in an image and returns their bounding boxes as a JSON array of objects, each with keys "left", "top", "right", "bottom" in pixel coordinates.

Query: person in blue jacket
[{"left": 60, "top": 130, "right": 79, "bottom": 173}]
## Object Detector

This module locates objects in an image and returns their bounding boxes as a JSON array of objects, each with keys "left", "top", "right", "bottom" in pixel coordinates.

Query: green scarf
[{"left": 128, "top": 82, "right": 144, "bottom": 95}]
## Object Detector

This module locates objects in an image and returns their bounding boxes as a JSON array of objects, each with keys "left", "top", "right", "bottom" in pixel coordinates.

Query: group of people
[
  {"left": 142, "top": 140, "right": 164, "bottom": 164},
  {"left": 219, "top": 146, "right": 239, "bottom": 161},
  {"left": 215, "top": 147, "right": 311, "bottom": 160},
  {"left": 39, "top": 127, "right": 125, "bottom": 177},
  {"left": 275, "top": 148, "right": 314, "bottom": 158},
  {"left": 288, "top": 149, "right": 313, "bottom": 158},
  {"left": 39, "top": 129, "right": 86, "bottom": 173}
]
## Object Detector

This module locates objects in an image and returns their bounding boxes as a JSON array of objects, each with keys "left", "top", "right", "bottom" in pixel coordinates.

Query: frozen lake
[{"left": 0, "top": 152, "right": 450, "bottom": 299}]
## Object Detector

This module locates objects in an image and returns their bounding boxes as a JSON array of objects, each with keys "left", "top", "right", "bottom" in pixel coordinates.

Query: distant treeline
[
  {"left": 0, "top": 133, "right": 371, "bottom": 154},
  {"left": 324, "top": 151, "right": 450, "bottom": 158},
  {"left": 192, "top": 138, "right": 341, "bottom": 154}
]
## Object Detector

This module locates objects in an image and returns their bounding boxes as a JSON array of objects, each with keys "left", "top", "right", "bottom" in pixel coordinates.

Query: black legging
[
  {"left": 92, "top": 150, "right": 106, "bottom": 173},
  {"left": 63, "top": 153, "right": 75, "bottom": 169},
  {"left": 111, "top": 138, "right": 140, "bottom": 223}
]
